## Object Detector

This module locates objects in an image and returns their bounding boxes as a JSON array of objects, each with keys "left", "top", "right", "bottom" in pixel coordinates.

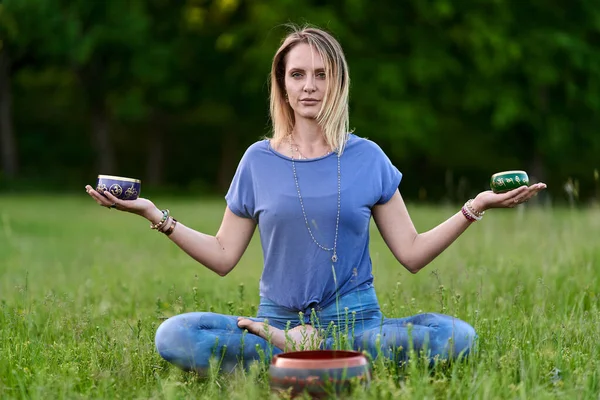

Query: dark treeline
[{"left": 1, "top": 0, "right": 599, "bottom": 202}]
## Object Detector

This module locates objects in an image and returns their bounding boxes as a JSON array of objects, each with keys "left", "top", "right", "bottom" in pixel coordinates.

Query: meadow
[{"left": 1, "top": 194, "right": 599, "bottom": 399}]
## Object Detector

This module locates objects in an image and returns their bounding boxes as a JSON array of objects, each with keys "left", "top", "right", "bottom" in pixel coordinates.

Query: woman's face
[{"left": 284, "top": 42, "right": 327, "bottom": 121}]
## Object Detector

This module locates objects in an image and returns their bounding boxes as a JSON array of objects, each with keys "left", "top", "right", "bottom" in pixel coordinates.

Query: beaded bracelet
[
  {"left": 461, "top": 206, "right": 477, "bottom": 222},
  {"left": 461, "top": 199, "right": 483, "bottom": 222},
  {"left": 465, "top": 199, "right": 485, "bottom": 219},
  {"left": 150, "top": 209, "right": 170, "bottom": 230},
  {"left": 158, "top": 216, "right": 173, "bottom": 233},
  {"left": 163, "top": 218, "right": 178, "bottom": 236}
]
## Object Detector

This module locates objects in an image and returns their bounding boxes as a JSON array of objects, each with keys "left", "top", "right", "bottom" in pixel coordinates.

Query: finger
[
  {"left": 102, "top": 190, "right": 118, "bottom": 202},
  {"left": 504, "top": 185, "right": 529, "bottom": 199},
  {"left": 90, "top": 189, "right": 111, "bottom": 205},
  {"left": 501, "top": 186, "right": 529, "bottom": 206},
  {"left": 521, "top": 184, "right": 547, "bottom": 201},
  {"left": 513, "top": 188, "right": 534, "bottom": 202},
  {"left": 86, "top": 187, "right": 113, "bottom": 207},
  {"left": 513, "top": 183, "right": 546, "bottom": 203},
  {"left": 102, "top": 191, "right": 122, "bottom": 209}
]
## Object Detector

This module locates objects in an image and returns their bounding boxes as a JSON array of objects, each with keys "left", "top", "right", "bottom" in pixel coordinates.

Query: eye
[
  {"left": 291, "top": 72, "right": 303, "bottom": 79},
  {"left": 316, "top": 72, "right": 326, "bottom": 79}
]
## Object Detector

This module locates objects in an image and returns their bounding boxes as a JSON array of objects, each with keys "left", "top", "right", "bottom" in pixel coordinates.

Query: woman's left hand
[{"left": 471, "top": 182, "right": 547, "bottom": 212}]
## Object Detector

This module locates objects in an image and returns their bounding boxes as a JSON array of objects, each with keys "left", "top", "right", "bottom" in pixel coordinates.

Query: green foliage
[
  {"left": 0, "top": 0, "right": 64, "bottom": 57},
  {"left": 0, "top": 0, "right": 599, "bottom": 200}
]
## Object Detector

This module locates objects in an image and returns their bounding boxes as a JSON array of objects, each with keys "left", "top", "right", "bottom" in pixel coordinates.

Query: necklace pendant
[{"left": 332, "top": 254, "right": 338, "bottom": 263}]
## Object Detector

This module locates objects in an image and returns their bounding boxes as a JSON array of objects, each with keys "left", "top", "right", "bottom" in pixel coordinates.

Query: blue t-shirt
[{"left": 225, "top": 134, "right": 402, "bottom": 312}]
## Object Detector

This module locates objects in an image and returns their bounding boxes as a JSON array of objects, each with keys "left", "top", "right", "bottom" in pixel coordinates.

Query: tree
[
  {"left": 0, "top": 46, "right": 16, "bottom": 178},
  {"left": 0, "top": 0, "right": 63, "bottom": 179}
]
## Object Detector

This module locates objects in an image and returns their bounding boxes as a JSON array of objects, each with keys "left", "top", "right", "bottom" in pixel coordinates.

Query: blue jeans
[{"left": 155, "top": 287, "right": 477, "bottom": 373}]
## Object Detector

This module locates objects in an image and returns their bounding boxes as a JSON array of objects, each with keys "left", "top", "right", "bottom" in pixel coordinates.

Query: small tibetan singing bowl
[
  {"left": 269, "top": 350, "right": 371, "bottom": 398},
  {"left": 490, "top": 170, "right": 529, "bottom": 193},
  {"left": 96, "top": 175, "right": 141, "bottom": 200}
]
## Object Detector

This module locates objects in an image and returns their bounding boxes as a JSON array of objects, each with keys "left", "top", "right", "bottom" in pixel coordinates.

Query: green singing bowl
[{"left": 490, "top": 170, "right": 529, "bottom": 193}]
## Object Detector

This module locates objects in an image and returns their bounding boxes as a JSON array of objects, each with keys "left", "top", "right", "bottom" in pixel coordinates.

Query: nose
[{"left": 303, "top": 75, "right": 316, "bottom": 93}]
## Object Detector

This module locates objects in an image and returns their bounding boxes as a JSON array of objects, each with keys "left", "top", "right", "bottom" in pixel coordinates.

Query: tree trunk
[
  {"left": 0, "top": 50, "right": 18, "bottom": 178},
  {"left": 529, "top": 151, "right": 546, "bottom": 185},
  {"left": 145, "top": 112, "right": 164, "bottom": 186},
  {"left": 531, "top": 87, "right": 548, "bottom": 184},
  {"left": 91, "top": 104, "right": 115, "bottom": 174},
  {"left": 217, "top": 134, "right": 238, "bottom": 193}
]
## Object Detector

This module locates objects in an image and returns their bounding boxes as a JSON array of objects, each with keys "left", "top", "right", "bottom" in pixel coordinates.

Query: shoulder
[
  {"left": 238, "top": 139, "right": 270, "bottom": 163},
  {"left": 243, "top": 139, "right": 270, "bottom": 156},
  {"left": 345, "top": 133, "right": 390, "bottom": 159},
  {"left": 230, "top": 140, "right": 270, "bottom": 176}
]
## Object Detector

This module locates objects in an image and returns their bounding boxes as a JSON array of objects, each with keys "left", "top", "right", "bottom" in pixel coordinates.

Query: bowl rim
[
  {"left": 491, "top": 170, "right": 528, "bottom": 178},
  {"left": 271, "top": 350, "right": 368, "bottom": 369},
  {"left": 97, "top": 174, "right": 141, "bottom": 184}
]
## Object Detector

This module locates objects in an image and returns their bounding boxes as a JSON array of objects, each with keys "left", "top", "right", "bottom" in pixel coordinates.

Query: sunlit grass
[{"left": 1, "top": 195, "right": 599, "bottom": 399}]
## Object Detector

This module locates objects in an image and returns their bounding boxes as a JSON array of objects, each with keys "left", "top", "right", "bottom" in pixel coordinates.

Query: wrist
[
  {"left": 144, "top": 207, "right": 164, "bottom": 225},
  {"left": 470, "top": 198, "right": 487, "bottom": 214},
  {"left": 461, "top": 198, "right": 485, "bottom": 222}
]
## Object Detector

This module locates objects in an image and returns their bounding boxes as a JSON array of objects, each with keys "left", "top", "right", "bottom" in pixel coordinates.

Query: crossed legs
[{"left": 156, "top": 312, "right": 476, "bottom": 373}]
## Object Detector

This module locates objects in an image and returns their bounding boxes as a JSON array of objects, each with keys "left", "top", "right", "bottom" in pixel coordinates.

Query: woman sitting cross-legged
[{"left": 85, "top": 25, "right": 546, "bottom": 374}]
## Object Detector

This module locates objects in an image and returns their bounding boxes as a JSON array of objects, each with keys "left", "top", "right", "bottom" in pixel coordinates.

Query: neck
[{"left": 291, "top": 118, "right": 328, "bottom": 153}]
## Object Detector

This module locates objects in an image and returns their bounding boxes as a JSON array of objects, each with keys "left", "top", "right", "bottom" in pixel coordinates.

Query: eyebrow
[{"left": 288, "top": 67, "right": 326, "bottom": 73}]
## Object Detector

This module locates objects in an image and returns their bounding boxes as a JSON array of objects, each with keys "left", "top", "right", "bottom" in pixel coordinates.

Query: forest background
[{"left": 1, "top": 0, "right": 599, "bottom": 203}]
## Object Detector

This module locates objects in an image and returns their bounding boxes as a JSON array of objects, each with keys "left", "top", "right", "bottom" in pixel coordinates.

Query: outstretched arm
[
  {"left": 372, "top": 183, "right": 546, "bottom": 274},
  {"left": 85, "top": 185, "right": 256, "bottom": 276},
  {"left": 148, "top": 206, "right": 256, "bottom": 276}
]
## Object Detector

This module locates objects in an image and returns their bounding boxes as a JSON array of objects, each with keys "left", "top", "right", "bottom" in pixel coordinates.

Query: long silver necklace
[
  {"left": 289, "top": 135, "right": 340, "bottom": 263},
  {"left": 289, "top": 138, "right": 331, "bottom": 159}
]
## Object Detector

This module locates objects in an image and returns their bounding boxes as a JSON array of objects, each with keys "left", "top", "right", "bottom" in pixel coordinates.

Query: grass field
[{"left": 1, "top": 194, "right": 599, "bottom": 399}]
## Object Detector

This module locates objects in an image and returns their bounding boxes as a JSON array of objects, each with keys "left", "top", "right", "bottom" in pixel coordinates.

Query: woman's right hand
[{"left": 84, "top": 185, "right": 159, "bottom": 221}]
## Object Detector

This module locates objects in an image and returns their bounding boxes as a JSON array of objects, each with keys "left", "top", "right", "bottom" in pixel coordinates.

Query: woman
[{"left": 85, "top": 26, "right": 546, "bottom": 373}]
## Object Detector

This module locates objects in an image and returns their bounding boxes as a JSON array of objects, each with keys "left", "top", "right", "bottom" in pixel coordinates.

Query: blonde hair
[{"left": 269, "top": 25, "right": 351, "bottom": 154}]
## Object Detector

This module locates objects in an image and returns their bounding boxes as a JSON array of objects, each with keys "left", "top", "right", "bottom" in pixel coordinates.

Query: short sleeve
[
  {"left": 225, "top": 148, "right": 256, "bottom": 219},
  {"left": 375, "top": 146, "right": 402, "bottom": 204}
]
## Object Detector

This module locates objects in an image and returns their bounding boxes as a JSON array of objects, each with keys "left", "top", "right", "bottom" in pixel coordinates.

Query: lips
[{"left": 300, "top": 98, "right": 320, "bottom": 105}]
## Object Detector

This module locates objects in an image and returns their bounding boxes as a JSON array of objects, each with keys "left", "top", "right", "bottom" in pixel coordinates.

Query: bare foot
[{"left": 237, "top": 317, "right": 322, "bottom": 352}]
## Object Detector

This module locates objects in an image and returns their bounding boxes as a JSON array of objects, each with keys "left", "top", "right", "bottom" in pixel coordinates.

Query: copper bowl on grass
[
  {"left": 490, "top": 170, "right": 529, "bottom": 193},
  {"left": 269, "top": 350, "right": 371, "bottom": 398},
  {"left": 96, "top": 175, "right": 141, "bottom": 200}
]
